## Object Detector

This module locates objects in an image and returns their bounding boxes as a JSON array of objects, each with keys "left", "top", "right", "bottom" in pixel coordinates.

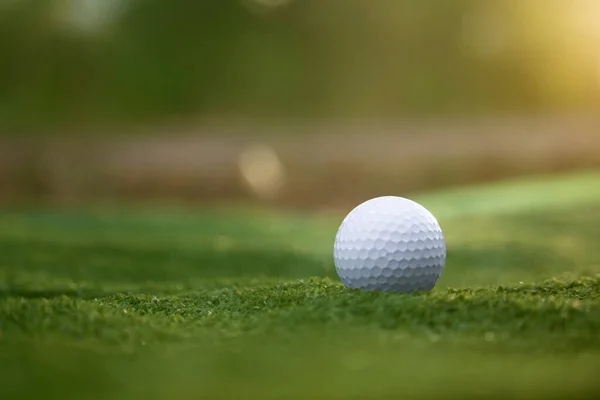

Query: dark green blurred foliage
[
  {"left": 107, "top": 0, "right": 331, "bottom": 118},
  {"left": 0, "top": 0, "right": 598, "bottom": 130}
]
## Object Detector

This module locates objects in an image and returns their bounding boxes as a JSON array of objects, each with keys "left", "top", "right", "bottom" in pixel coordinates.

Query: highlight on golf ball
[{"left": 333, "top": 196, "right": 446, "bottom": 293}]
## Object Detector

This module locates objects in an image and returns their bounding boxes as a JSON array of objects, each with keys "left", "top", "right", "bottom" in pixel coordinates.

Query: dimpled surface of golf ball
[{"left": 334, "top": 196, "right": 446, "bottom": 293}]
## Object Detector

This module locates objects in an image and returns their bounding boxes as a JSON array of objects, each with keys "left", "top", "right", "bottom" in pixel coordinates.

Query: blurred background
[{"left": 1, "top": 0, "right": 599, "bottom": 209}]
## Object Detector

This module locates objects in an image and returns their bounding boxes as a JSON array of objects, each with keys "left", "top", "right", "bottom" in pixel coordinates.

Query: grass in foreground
[{"left": 1, "top": 171, "right": 600, "bottom": 399}]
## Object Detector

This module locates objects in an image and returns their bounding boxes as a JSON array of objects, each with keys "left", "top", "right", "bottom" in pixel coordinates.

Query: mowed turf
[{"left": 1, "top": 171, "right": 600, "bottom": 399}]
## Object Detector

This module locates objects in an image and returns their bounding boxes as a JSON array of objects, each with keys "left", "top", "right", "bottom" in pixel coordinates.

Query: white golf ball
[{"left": 333, "top": 196, "right": 446, "bottom": 293}]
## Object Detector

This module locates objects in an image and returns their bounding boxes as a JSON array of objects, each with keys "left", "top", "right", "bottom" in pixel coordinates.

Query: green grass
[{"left": 1, "top": 170, "right": 600, "bottom": 399}]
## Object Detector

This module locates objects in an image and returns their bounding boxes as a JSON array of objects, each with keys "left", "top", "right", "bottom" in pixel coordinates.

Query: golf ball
[{"left": 333, "top": 196, "right": 446, "bottom": 292}]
